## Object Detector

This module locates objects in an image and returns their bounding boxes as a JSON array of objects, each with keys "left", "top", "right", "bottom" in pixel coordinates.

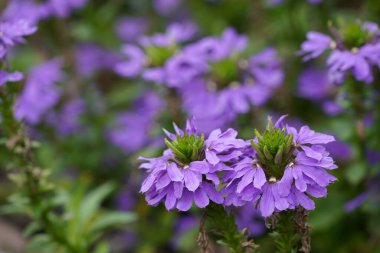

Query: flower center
[
  {"left": 209, "top": 57, "right": 241, "bottom": 90},
  {"left": 145, "top": 45, "right": 177, "bottom": 67},
  {"left": 165, "top": 132, "right": 205, "bottom": 166},
  {"left": 340, "top": 22, "right": 374, "bottom": 49},
  {"left": 251, "top": 118, "right": 294, "bottom": 180}
]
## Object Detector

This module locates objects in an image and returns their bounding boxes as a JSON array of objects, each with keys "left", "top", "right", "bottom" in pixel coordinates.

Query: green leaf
[
  {"left": 78, "top": 183, "right": 116, "bottom": 227},
  {"left": 94, "top": 242, "right": 110, "bottom": 253},
  {"left": 23, "top": 222, "right": 41, "bottom": 237},
  {"left": 345, "top": 161, "right": 367, "bottom": 185},
  {"left": 91, "top": 212, "right": 136, "bottom": 232}
]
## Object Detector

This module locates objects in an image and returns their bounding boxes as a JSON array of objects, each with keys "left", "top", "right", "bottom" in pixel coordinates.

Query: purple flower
[
  {"left": 178, "top": 38, "right": 283, "bottom": 130},
  {"left": 0, "top": 19, "right": 37, "bottom": 58},
  {"left": 298, "top": 68, "right": 343, "bottom": 115},
  {"left": 0, "top": 70, "right": 23, "bottom": 87},
  {"left": 45, "top": 99, "right": 85, "bottom": 136},
  {"left": 164, "top": 53, "right": 209, "bottom": 87},
  {"left": 298, "top": 69, "right": 332, "bottom": 101},
  {"left": 47, "top": 0, "right": 88, "bottom": 18},
  {"left": 76, "top": 43, "right": 119, "bottom": 77},
  {"left": 15, "top": 59, "right": 63, "bottom": 125},
  {"left": 139, "top": 119, "right": 242, "bottom": 211},
  {"left": 234, "top": 205, "right": 266, "bottom": 237},
  {"left": 114, "top": 45, "right": 146, "bottom": 78},
  {"left": 2, "top": 1, "right": 48, "bottom": 25},
  {"left": 327, "top": 49, "right": 373, "bottom": 83},
  {"left": 153, "top": 0, "right": 182, "bottom": 16},
  {"left": 300, "top": 32, "right": 333, "bottom": 61},
  {"left": 108, "top": 91, "right": 164, "bottom": 153},
  {"left": 115, "top": 22, "right": 196, "bottom": 81},
  {"left": 115, "top": 17, "right": 149, "bottom": 42},
  {"left": 223, "top": 116, "right": 337, "bottom": 217},
  {"left": 183, "top": 28, "right": 247, "bottom": 62},
  {"left": 300, "top": 22, "right": 380, "bottom": 84}
]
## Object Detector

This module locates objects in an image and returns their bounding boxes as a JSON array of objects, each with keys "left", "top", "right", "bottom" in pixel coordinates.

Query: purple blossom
[
  {"left": 139, "top": 119, "right": 243, "bottom": 211},
  {"left": 223, "top": 116, "right": 337, "bottom": 217},
  {"left": 108, "top": 91, "right": 163, "bottom": 153},
  {"left": 115, "top": 22, "right": 197, "bottom": 81},
  {"left": 183, "top": 28, "right": 246, "bottom": 62},
  {"left": 47, "top": 0, "right": 88, "bottom": 18},
  {"left": 300, "top": 32, "right": 333, "bottom": 61},
  {"left": 234, "top": 205, "right": 266, "bottom": 237},
  {"left": 164, "top": 53, "right": 209, "bottom": 87},
  {"left": 177, "top": 35, "right": 283, "bottom": 131},
  {"left": 297, "top": 68, "right": 343, "bottom": 115},
  {"left": 15, "top": 59, "right": 63, "bottom": 125},
  {"left": 0, "top": 19, "right": 37, "bottom": 59},
  {"left": 2, "top": 1, "right": 49, "bottom": 25},
  {"left": 45, "top": 99, "right": 85, "bottom": 136},
  {"left": 76, "top": 44, "right": 119, "bottom": 77},
  {"left": 114, "top": 45, "right": 146, "bottom": 78},
  {"left": 139, "top": 21, "right": 196, "bottom": 48},
  {"left": 0, "top": 70, "right": 23, "bottom": 87},
  {"left": 115, "top": 17, "right": 149, "bottom": 42},
  {"left": 300, "top": 22, "right": 380, "bottom": 84},
  {"left": 153, "top": 0, "right": 182, "bottom": 16}
]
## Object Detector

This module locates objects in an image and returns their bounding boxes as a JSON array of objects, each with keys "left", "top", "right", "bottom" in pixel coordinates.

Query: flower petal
[
  {"left": 167, "top": 163, "right": 184, "bottom": 182},
  {"left": 260, "top": 184, "right": 275, "bottom": 217},
  {"left": 184, "top": 169, "right": 201, "bottom": 191},
  {"left": 194, "top": 188, "right": 209, "bottom": 208},
  {"left": 177, "top": 190, "right": 193, "bottom": 211}
]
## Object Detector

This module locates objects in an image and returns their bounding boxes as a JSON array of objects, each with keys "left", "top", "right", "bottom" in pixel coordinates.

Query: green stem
[
  {"left": 204, "top": 203, "right": 258, "bottom": 253},
  {"left": 269, "top": 208, "right": 310, "bottom": 253},
  {"left": 1, "top": 87, "right": 86, "bottom": 253}
]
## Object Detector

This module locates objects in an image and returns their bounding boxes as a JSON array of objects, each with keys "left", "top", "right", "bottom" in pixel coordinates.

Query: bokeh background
[{"left": 1, "top": 0, "right": 380, "bottom": 252}]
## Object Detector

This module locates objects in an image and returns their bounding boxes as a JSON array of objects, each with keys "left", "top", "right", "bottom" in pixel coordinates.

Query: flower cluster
[
  {"left": 139, "top": 119, "right": 245, "bottom": 211},
  {"left": 140, "top": 117, "right": 337, "bottom": 217},
  {"left": 114, "top": 21, "right": 197, "bottom": 80},
  {"left": 116, "top": 27, "right": 284, "bottom": 132},
  {"left": 300, "top": 21, "right": 380, "bottom": 84},
  {"left": 179, "top": 30, "right": 283, "bottom": 131}
]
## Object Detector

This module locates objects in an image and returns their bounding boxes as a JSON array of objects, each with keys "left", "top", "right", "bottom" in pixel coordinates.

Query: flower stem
[
  {"left": 202, "top": 203, "right": 259, "bottom": 253},
  {"left": 268, "top": 208, "right": 310, "bottom": 253}
]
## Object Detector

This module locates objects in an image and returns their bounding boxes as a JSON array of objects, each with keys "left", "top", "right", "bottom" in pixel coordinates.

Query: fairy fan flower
[
  {"left": 0, "top": 70, "right": 23, "bottom": 87},
  {"left": 300, "top": 21, "right": 380, "bottom": 84},
  {"left": 0, "top": 19, "right": 37, "bottom": 59},
  {"left": 139, "top": 119, "right": 244, "bottom": 211},
  {"left": 114, "top": 21, "right": 197, "bottom": 82},
  {"left": 297, "top": 68, "right": 342, "bottom": 116},
  {"left": 224, "top": 116, "right": 337, "bottom": 217},
  {"left": 176, "top": 29, "right": 283, "bottom": 131},
  {"left": 15, "top": 59, "right": 63, "bottom": 125}
]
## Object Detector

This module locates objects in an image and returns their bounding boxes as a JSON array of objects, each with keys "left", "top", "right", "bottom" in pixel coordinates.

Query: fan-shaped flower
[
  {"left": 224, "top": 116, "right": 337, "bottom": 217},
  {"left": 139, "top": 119, "right": 243, "bottom": 211}
]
